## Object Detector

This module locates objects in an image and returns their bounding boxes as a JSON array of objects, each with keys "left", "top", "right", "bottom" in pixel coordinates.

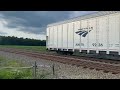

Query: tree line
[{"left": 0, "top": 36, "right": 46, "bottom": 46}]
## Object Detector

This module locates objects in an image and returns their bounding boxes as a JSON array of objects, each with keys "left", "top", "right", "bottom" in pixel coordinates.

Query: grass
[
  {"left": 0, "top": 56, "right": 32, "bottom": 79},
  {"left": 0, "top": 56, "right": 4, "bottom": 62},
  {"left": 0, "top": 56, "right": 54, "bottom": 79},
  {"left": 0, "top": 45, "right": 46, "bottom": 52},
  {"left": 0, "top": 68, "right": 32, "bottom": 79}
]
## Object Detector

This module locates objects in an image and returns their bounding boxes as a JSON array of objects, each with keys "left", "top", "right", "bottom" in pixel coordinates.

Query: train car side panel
[
  {"left": 46, "top": 27, "right": 49, "bottom": 49},
  {"left": 74, "top": 21, "right": 81, "bottom": 50},
  {"left": 62, "top": 24, "right": 67, "bottom": 50},
  {"left": 98, "top": 16, "right": 107, "bottom": 51},
  {"left": 88, "top": 18, "right": 97, "bottom": 50},
  {"left": 109, "top": 14, "right": 119, "bottom": 51},
  {"left": 80, "top": 20, "right": 88, "bottom": 50},
  {"left": 68, "top": 22, "right": 74, "bottom": 49},
  {"left": 49, "top": 27, "right": 54, "bottom": 49},
  {"left": 53, "top": 26, "right": 57, "bottom": 49},
  {"left": 58, "top": 25, "right": 62, "bottom": 49}
]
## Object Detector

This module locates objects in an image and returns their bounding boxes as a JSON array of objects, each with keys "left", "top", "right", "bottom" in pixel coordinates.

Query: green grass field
[
  {"left": 0, "top": 56, "right": 33, "bottom": 79},
  {"left": 0, "top": 56, "right": 53, "bottom": 79},
  {"left": 0, "top": 45, "right": 46, "bottom": 52}
]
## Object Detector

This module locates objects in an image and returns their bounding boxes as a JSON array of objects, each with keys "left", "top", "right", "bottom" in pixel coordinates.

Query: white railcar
[{"left": 46, "top": 11, "right": 120, "bottom": 55}]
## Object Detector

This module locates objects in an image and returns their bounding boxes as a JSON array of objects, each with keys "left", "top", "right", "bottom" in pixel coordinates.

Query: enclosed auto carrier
[{"left": 46, "top": 11, "right": 120, "bottom": 55}]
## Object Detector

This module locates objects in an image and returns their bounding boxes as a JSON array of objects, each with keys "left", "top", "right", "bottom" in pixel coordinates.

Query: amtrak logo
[{"left": 75, "top": 27, "right": 93, "bottom": 37}]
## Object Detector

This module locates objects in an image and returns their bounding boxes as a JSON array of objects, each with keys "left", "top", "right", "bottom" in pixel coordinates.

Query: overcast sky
[{"left": 0, "top": 11, "right": 97, "bottom": 40}]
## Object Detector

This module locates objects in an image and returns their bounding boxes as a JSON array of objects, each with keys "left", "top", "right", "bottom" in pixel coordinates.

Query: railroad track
[{"left": 0, "top": 48, "right": 120, "bottom": 74}]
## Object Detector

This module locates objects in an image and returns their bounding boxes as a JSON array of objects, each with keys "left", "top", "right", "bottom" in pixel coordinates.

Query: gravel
[{"left": 0, "top": 51, "right": 120, "bottom": 79}]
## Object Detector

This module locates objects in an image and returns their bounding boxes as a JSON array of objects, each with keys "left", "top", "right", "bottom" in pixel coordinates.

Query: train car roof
[{"left": 47, "top": 11, "right": 120, "bottom": 27}]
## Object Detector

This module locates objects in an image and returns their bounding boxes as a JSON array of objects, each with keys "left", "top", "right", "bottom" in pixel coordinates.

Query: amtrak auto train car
[{"left": 46, "top": 11, "right": 120, "bottom": 55}]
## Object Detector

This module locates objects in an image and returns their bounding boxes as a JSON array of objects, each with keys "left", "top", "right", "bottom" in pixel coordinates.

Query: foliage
[{"left": 0, "top": 36, "right": 46, "bottom": 46}]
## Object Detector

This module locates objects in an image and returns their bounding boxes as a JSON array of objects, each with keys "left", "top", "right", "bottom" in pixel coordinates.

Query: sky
[{"left": 0, "top": 11, "right": 97, "bottom": 40}]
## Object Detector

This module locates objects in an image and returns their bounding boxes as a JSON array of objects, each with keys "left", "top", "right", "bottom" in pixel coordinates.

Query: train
[{"left": 46, "top": 11, "right": 120, "bottom": 58}]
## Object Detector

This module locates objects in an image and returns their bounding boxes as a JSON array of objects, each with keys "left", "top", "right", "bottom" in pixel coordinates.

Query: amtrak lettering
[
  {"left": 76, "top": 43, "right": 84, "bottom": 46},
  {"left": 75, "top": 27, "right": 93, "bottom": 37}
]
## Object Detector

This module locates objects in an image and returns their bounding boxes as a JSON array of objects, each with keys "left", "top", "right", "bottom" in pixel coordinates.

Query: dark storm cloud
[{"left": 0, "top": 11, "right": 73, "bottom": 34}]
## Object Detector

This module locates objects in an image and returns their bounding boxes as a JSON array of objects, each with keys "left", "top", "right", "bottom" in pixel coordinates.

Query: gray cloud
[
  {"left": 0, "top": 31, "right": 7, "bottom": 35},
  {"left": 0, "top": 11, "right": 73, "bottom": 34},
  {"left": 0, "top": 11, "right": 96, "bottom": 35}
]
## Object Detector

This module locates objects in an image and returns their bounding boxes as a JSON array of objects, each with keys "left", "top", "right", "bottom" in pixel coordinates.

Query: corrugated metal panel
[{"left": 47, "top": 11, "right": 120, "bottom": 27}]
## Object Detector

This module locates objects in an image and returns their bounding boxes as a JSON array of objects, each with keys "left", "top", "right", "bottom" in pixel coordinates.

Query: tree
[{"left": 0, "top": 36, "right": 46, "bottom": 46}]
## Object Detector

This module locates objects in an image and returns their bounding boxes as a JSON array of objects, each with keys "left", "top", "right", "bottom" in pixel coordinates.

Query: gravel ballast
[{"left": 0, "top": 51, "right": 120, "bottom": 79}]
